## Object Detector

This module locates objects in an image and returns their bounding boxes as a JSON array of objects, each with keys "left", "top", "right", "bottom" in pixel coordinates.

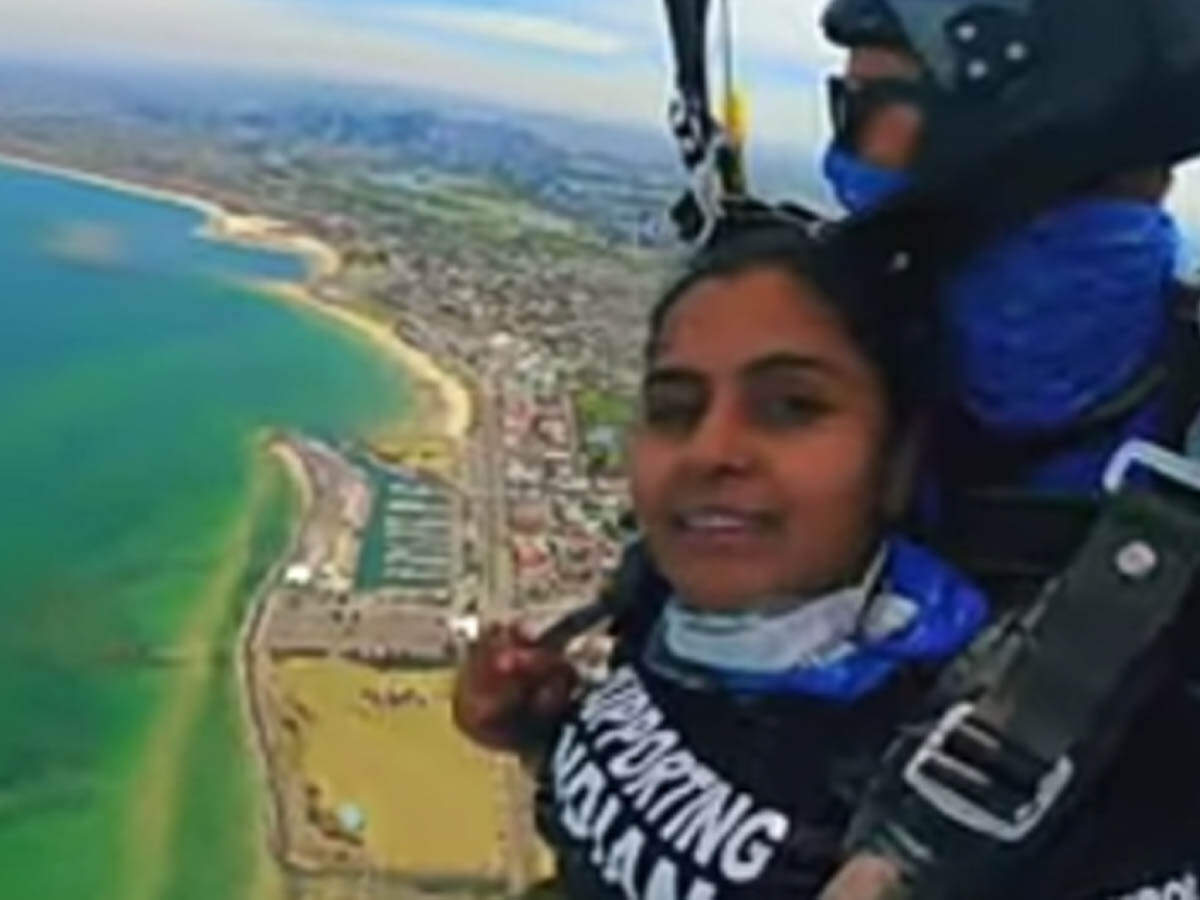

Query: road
[
  {"left": 472, "top": 380, "right": 542, "bottom": 896},
  {"left": 478, "top": 381, "right": 513, "bottom": 624}
]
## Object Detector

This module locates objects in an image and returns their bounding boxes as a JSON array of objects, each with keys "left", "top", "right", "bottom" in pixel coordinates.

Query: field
[{"left": 273, "top": 659, "right": 506, "bottom": 878}]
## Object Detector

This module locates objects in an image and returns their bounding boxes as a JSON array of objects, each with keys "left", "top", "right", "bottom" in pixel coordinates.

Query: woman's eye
[
  {"left": 753, "top": 392, "right": 828, "bottom": 428},
  {"left": 641, "top": 388, "right": 705, "bottom": 431}
]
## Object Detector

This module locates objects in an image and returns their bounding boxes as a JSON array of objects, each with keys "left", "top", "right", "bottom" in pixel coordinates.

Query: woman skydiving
[
  {"left": 456, "top": 0, "right": 1200, "bottom": 896},
  {"left": 454, "top": 222, "right": 987, "bottom": 897}
]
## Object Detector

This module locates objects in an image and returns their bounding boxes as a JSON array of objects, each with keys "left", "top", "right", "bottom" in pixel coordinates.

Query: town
[{"left": 0, "top": 66, "right": 677, "bottom": 898}]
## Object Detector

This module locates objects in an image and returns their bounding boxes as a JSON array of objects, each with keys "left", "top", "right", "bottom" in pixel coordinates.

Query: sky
[
  {"left": 2, "top": 0, "right": 1199, "bottom": 240},
  {"left": 0, "top": 0, "right": 838, "bottom": 148}
]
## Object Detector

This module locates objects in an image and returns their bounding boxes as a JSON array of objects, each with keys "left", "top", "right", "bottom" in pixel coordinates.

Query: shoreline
[
  {"left": 0, "top": 150, "right": 224, "bottom": 219},
  {"left": 123, "top": 453, "right": 278, "bottom": 900},
  {"left": 235, "top": 437, "right": 316, "bottom": 897},
  {"left": 258, "top": 280, "right": 473, "bottom": 442},
  {"left": 0, "top": 149, "right": 479, "bottom": 887},
  {"left": 206, "top": 213, "right": 341, "bottom": 282},
  {"left": 0, "top": 149, "right": 472, "bottom": 442}
]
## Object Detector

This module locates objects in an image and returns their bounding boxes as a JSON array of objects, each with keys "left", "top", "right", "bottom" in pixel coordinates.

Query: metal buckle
[
  {"left": 1103, "top": 439, "right": 1200, "bottom": 495},
  {"left": 903, "top": 702, "right": 1074, "bottom": 843}
]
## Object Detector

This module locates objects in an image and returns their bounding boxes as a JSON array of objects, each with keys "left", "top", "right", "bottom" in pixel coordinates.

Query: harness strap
[
  {"left": 536, "top": 540, "right": 660, "bottom": 657},
  {"left": 938, "top": 363, "right": 1165, "bottom": 489},
  {"left": 974, "top": 486, "right": 1200, "bottom": 764},
  {"left": 848, "top": 443, "right": 1200, "bottom": 896},
  {"left": 932, "top": 489, "right": 1096, "bottom": 592},
  {"left": 1166, "top": 284, "right": 1200, "bottom": 444},
  {"left": 663, "top": 0, "right": 712, "bottom": 165},
  {"left": 933, "top": 284, "right": 1200, "bottom": 596}
]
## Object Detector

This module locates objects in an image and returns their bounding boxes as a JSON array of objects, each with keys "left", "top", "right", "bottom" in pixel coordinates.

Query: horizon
[
  {"left": 0, "top": 0, "right": 836, "bottom": 149},
  {"left": 1, "top": 0, "right": 1198, "bottom": 250}
]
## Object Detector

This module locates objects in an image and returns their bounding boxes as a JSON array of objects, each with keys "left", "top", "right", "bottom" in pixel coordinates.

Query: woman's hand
[
  {"left": 452, "top": 623, "right": 578, "bottom": 753},
  {"left": 818, "top": 855, "right": 908, "bottom": 900}
]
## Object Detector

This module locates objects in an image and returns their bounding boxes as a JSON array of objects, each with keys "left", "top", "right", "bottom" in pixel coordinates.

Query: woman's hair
[{"left": 646, "top": 224, "right": 932, "bottom": 426}]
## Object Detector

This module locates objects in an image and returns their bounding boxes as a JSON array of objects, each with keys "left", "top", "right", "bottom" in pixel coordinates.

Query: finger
[
  {"left": 453, "top": 671, "right": 525, "bottom": 746},
  {"left": 455, "top": 628, "right": 567, "bottom": 740},
  {"left": 476, "top": 625, "right": 525, "bottom": 676},
  {"left": 456, "top": 631, "right": 525, "bottom": 717},
  {"left": 503, "top": 646, "right": 570, "bottom": 681},
  {"left": 817, "top": 856, "right": 906, "bottom": 900},
  {"left": 531, "top": 668, "right": 578, "bottom": 717}
]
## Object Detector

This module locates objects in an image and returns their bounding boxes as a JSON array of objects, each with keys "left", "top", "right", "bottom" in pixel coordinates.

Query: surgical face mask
[
  {"left": 661, "top": 547, "right": 891, "bottom": 675},
  {"left": 649, "top": 538, "right": 989, "bottom": 701},
  {"left": 822, "top": 144, "right": 912, "bottom": 213}
]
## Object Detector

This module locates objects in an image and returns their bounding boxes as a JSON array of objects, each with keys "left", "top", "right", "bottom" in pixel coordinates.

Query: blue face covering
[
  {"left": 822, "top": 144, "right": 912, "bottom": 214},
  {"left": 821, "top": 146, "right": 1180, "bottom": 491},
  {"left": 945, "top": 197, "right": 1179, "bottom": 433}
]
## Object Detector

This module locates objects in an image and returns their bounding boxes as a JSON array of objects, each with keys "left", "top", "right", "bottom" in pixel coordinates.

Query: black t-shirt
[{"left": 534, "top": 652, "right": 936, "bottom": 899}]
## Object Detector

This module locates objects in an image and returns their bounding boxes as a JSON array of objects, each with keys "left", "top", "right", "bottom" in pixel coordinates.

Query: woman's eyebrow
[
  {"left": 643, "top": 366, "right": 705, "bottom": 389},
  {"left": 741, "top": 351, "right": 837, "bottom": 379}
]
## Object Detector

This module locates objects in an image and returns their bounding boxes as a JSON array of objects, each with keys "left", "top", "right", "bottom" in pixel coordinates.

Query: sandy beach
[
  {"left": 267, "top": 439, "right": 315, "bottom": 513},
  {"left": 204, "top": 212, "right": 341, "bottom": 281},
  {"left": 208, "top": 207, "right": 474, "bottom": 444},
  {"left": 0, "top": 150, "right": 224, "bottom": 220},
  {"left": 260, "top": 280, "right": 473, "bottom": 442},
  {"left": 0, "top": 149, "right": 473, "bottom": 443}
]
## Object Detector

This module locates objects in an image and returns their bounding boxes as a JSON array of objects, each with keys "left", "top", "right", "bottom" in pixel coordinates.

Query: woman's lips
[{"left": 669, "top": 507, "right": 779, "bottom": 548}]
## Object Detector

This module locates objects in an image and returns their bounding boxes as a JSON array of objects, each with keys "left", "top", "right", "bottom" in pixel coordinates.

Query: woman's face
[{"left": 631, "top": 267, "right": 892, "bottom": 612}]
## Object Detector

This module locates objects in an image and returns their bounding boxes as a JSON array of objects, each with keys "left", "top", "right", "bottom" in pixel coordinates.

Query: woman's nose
[{"left": 685, "top": 394, "right": 755, "bottom": 474}]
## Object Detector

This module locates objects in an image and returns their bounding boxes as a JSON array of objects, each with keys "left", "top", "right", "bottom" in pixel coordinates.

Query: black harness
[
  {"left": 847, "top": 440, "right": 1200, "bottom": 897},
  {"left": 661, "top": 0, "right": 751, "bottom": 247},
  {"left": 832, "top": 279, "right": 1200, "bottom": 894}
]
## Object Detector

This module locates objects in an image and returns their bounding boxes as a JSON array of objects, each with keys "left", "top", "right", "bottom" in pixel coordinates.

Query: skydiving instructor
[{"left": 815, "top": 0, "right": 1200, "bottom": 896}]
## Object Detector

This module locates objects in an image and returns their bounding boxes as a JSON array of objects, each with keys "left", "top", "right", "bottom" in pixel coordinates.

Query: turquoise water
[{"left": 0, "top": 162, "right": 412, "bottom": 898}]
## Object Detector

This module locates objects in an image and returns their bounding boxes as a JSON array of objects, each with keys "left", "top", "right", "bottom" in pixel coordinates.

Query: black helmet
[
  {"left": 823, "top": 0, "right": 909, "bottom": 51},
  {"left": 821, "top": 0, "right": 1200, "bottom": 269},
  {"left": 823, "top": 0, "right": 1200, "bottom": 189}
]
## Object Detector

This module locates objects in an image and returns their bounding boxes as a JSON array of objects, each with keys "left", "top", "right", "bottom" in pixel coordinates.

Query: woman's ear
[{"left": 881, "top": 415, "right": 927, "bottom": 522}]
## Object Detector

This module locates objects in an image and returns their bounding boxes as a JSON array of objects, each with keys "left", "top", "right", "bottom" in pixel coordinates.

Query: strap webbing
[
  {"left": 933, "top": 489, "right": 1096, "bottom": 589},
  {"left": 975, "top": 487, "right": 1200, "bottom": 766},
  {"left": 1166, "top": 284, "right": 1200, "bottom": 444}
]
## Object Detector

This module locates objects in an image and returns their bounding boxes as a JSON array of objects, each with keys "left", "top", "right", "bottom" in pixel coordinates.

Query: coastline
[
  {"left": 235, "top": 438, "right": 315, "bottom": 899},
  {"left": 206, "top": 212, "right": 341, "bottom": 280},
  {"left": 258, "top": 280, "right": 473, "bottom": 442},
  {"left": 0, "top": 149, "right": 480, "bottom": 888},
  {"left": 0, "top": 150, "right": 223, "bottom": 220},
  {"left": 0, "top": 149, "right": 472, "bottom": 443}
]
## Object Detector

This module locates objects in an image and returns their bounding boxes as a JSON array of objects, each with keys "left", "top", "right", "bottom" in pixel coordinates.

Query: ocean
[{"left": 0, "top": 161, "right": 411, "bottom": 899}]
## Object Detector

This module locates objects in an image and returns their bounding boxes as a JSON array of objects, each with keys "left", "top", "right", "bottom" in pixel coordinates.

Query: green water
[{"left": 0, "top": 162, "right": 412, "bottom": 898}]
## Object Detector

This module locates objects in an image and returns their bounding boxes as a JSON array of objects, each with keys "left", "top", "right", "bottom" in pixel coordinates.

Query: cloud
[
  {"left": 733, "top": 0, "right": 842, "bottom": 68},
  {"left": 0, "top": 0, "right": 656, "bottom": 130},
  {"left": 588, "top": 0, "right": 838, "bottom": 70},
  {"left": 0, "top": 0, "right": 840, "bottom": 148},
  {"left": 381, "top": 5, "right": 628, "bottom": 57}
]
